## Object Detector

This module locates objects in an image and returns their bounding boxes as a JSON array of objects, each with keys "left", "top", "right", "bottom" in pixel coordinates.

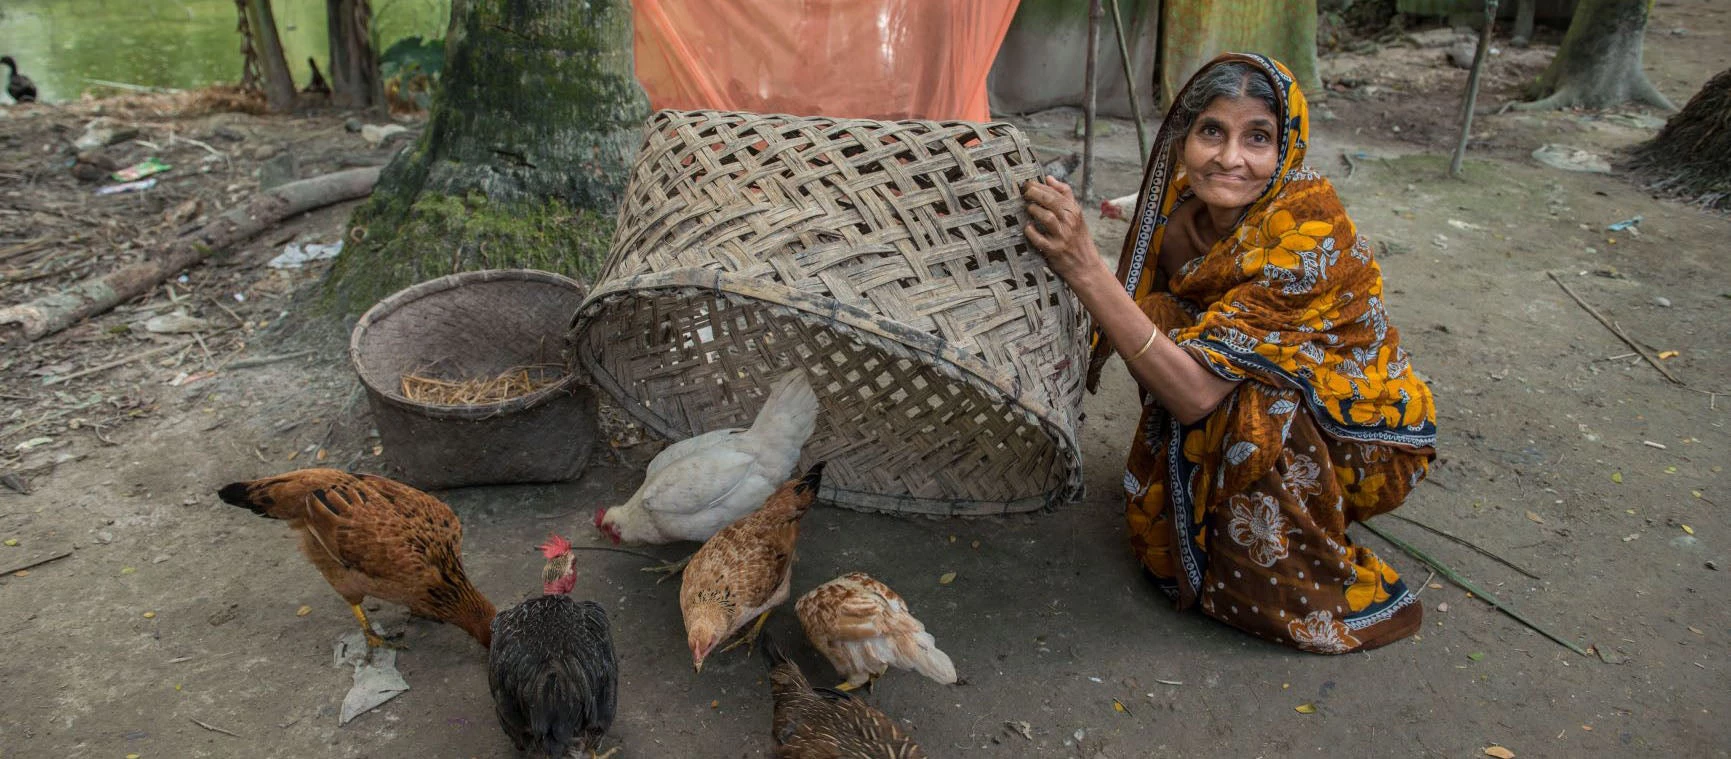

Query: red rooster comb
[{"left": 539, "top": 533, "right": 572, "bottom": 559}]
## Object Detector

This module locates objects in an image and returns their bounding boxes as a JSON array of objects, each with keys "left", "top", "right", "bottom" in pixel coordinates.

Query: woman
[{"left": 1024, "top": 54, "right": 1436, "bottom": 654}]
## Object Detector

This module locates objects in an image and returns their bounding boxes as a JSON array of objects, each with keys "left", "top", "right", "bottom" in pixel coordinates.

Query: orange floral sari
[{"left": 1094, "top": 54, "right": 1437, "bottom": 653}]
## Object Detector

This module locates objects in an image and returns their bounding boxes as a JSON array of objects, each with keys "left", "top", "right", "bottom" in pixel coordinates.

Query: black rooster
[
  {"left": 762, "top": 631, "right": 926, "bottom": 759},
  {"left": 3, "top": 57, "right": 37, "bottom": 103},
  {"left": 488, "top": 534, "right": 618, "bottom": 758}
]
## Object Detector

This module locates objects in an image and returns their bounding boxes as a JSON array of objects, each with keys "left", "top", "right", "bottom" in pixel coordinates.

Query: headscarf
[{"left": 1090, "top": 53, "right": 1435, "bottom": 449}]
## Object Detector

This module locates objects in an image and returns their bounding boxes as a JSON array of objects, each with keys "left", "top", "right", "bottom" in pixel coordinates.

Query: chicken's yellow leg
[
  {"left": 641, "top": 553, "right": 692, "bottom": 584},
  {"left": 720, "top": 611, "right": 772, "bottom": 655},
  {"left": 350, "top": 604, "right": 404, "bottom": 651}
]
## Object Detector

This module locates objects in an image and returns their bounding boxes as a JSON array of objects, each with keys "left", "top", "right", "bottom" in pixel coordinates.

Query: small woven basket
[
  {"left": 351, "top": 269, "right": 597, "bottom": 490},
  {"left": 570, "top": 110, "right": 1087, "bottom": 515}
]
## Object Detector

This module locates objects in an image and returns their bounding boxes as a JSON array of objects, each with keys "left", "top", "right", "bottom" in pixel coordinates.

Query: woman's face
[{"left": 1180, "top": 95, "right": 1281, "bottom": 219}]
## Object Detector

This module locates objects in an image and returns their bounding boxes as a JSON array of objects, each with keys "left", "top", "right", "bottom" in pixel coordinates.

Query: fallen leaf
[
  {"left": 1688, "top": 626, "right": 1704, "bottom": 635},
  {"left": 948, "top": 535, "right": 957, "bottom": 543},
  {"left": 971, "top": 540, "right": 981, "bottom": 549},
  {"left": 1005, "top": 720, "right": 1034, "bottom": 740},
  {"left": 296, "top": 605, "right": 312, "bottom": 617},
  {"left": 1294, "top": 703, "right": 1316, "bottom": 714},
  {"left": 1693, "top": 490, "right": 1704, "bottom": 499},
  {"left": 1467, "top": 651, "right": 1485, "bottom": 661},
  {"left": 127, "top": 754, "right": 141, "bottom": 759},
  {"left": 938, "top": 571, "right": 957, "bottom": 585},
  {"left": 1657, "top": 350, "right": 1679, "bottom": 360},
  {"left": 1582, "top": 725, "right": 1593, "bottom": 731},
  {"left": 1682, "top": 525, "right": 1695, "bottom": 535},
  {"left": 13, "top": 570, "right": 28, "bottom": 577},
  {"left": 142, "top": 611, "right": 156, "bottom": 619},
  {"left": 1665, "top": 466, "right": 1678, "bottom": 474},
  {"left": 1484, "top": 747, "right": 1515, "bottom": 759},
  {"left": 371, "top": 445, "right": 383, "bottom": 456},
  {"left": 1611, "top": 472, "right": 1623, "bottom": 484},
  {"left": 1281, "top": 683, "right": 1290, "bottom": 690},
  {"left": 710, "top": 699, "right": 719, "bottom": 709},
  {"left": 1428, "top": 582, "right": 1443, "bottom": 589},
  {"left": 1525, "top": 510, "right": 1545, "bottom": 524},
  {"left": 1437, "top": 602, "right": 1450, "bottom": 612},
  {"left": 316, "top": 448, "right": 328, "bottom": 461},
  {"left": 1154, "top": 679, "right": 1183, "bottom": 686},
  {"left": 120, "top": 567, "right": 137, "bottom": 575},
  {"left": 1, "top": 538, "right": 16, "bottom": 547},
  {"left": 1112, "top": 698, "right": 1129, "bottom": 714}
]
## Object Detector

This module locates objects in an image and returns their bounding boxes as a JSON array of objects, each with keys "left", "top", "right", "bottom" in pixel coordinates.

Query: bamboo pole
[
  {"left": 1450, "top": 0, "right": 1499, "bottom": 178},
  {"left": 1081, "top": 0, "right": 1103, "bottom": 202},
  {"left": 1105, "top": 0, "right": 1149, "bottom": 161}
]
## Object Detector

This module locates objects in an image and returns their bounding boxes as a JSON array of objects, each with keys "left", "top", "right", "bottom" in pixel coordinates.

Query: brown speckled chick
[
  {"left": 218, "top": 468, "right": 496, "bottom": 651},
  {"left": 761, "top": 631, "right": 927, "bottom": 759},
  {"left": 680, "top": 462, "right": 824, "bottom": 672}
]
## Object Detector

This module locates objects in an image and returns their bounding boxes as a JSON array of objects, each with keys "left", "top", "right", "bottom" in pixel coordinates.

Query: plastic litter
[
  {"left": 268, "top": 241, "right": 344, "bottom": 269},
  {"left": 96, "top": 178, "right": 158, "bottom": 196},
  {"left": 112, "top": 158, "right": 171, "bottom": 182},
  {"left": 332, "top": 629, "right": 409, "bottom": 725}
]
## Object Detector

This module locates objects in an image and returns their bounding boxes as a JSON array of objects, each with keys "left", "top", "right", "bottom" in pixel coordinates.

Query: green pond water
[{"left": 0, "top": 0, "right": 448, "bottom": 103}]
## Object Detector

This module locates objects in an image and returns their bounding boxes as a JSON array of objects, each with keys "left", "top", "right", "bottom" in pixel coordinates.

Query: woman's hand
[{"left": 1023, "top": 176, "right": 1104, "bottom": 284}]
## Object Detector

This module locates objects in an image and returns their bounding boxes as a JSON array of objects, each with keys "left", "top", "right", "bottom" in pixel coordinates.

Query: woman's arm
[{"left": 1022, "top": 177, "right": 1238, "bottom": 425}]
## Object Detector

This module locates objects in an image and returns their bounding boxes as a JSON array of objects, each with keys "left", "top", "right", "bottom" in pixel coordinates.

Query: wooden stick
[
  {"left": 0, "top": 547, "right": 74, "bottom": 576},
  {"left": 41, "top": 340, "right": 193, "bottom": 386},
  {"left": 0, "top": 167, "right": 381, "bottom": 344},
  {"left": 1546, "top": 271, "right": 1683, "bottom": 385},
  {"left": 1359, "top": 520, "right": 1589, "bottom": 656},
  {"left": 1080, "top": 0, "right": 1103, "bottom": 203},
  {"left": 1450, "top": 0, "right": 1498, "bottom": 178},
  {"left": 1386, "top": 513, "right": 1541, "bottom": 579},
  {"left": 225, "top": 350, "right": 314, "bottom": 369},
  {"left": 188, "top": 717, "right": 241, "bottom": 738}
]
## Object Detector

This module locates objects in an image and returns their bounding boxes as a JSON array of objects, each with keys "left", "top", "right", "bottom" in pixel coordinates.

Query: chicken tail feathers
[
  {"left": 217, "top": 481, "right": 278, "bottom": 518},
  {"left": 759, "top": 628, "right": 791, "bottom": 671},
  {"left": 902, "top": 630, "right": 958, "bottom": 685},
  {"left": 793, "top": 461, "right": 826, "bottom": 497},
  {"left": 747, "top": 370, "right": 819, "bottom": 448}
]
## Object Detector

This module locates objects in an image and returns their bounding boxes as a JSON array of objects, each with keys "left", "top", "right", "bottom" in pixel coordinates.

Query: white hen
[{"left": 595, "top": 370, "right": 819, "bottom": 552}]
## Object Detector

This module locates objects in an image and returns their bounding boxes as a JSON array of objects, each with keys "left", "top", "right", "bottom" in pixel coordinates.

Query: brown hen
[
  {"left": 681, "top": 462, "right": 824, "bottom": 671},
  {"left": 761, "top": 631, "right": 927, "bottom": 759},
  {"left": 217, "top": 468, "right": 496, "bottom": 650}
]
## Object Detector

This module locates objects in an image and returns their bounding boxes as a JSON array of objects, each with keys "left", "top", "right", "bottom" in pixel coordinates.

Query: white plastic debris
[
  {"left": 268, "top": 241, "right": 343, "bottom": 269},
  {"left": 332, "top": 629, "right": 409, "bottom": 725},
  {"left": 1531, "top": 144, "right": 1612, "bottom": 174}
]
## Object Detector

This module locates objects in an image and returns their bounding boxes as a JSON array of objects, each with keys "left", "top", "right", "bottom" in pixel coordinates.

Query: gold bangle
[{"left": 1123, "top": 329, "right": 1157, "bottom": 362}]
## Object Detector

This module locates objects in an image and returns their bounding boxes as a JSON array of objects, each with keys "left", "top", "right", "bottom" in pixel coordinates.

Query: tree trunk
[
  {"left": 323, "top": 0, "right": 650, "bottom": 315},
  {"left": 1514, "top": 0, "right": 1674, "bottom": 111},
  {"left": 327, "top": 0, "right": 383, "bottom": 110},
  {"left": 1158, "top": 0, "right": 1322, "bottom": 108},
  {"left": 1627, "top": 67, "right": 1731, "bottom": 209},
  {"left": 245, "top": 0, "right": 297, "bottom": 113}
]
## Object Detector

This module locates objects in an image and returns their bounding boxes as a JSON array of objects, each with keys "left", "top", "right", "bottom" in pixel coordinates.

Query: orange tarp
[{"left": 635, "top": 0, "right": 1020, "bottom": 122}]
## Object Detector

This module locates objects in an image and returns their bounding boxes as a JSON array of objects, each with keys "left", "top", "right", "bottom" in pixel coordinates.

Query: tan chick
[
  {"left": 797, "top": 572, "right": 956, "bottom": 692},
  {"left": 680, "top": 462, "right": 824, "bottom": 672}
]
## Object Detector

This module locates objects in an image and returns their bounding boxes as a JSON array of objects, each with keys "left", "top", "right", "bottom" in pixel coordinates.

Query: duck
[{"left": 2, "top": 56, "right": 37, "bottom": 103}]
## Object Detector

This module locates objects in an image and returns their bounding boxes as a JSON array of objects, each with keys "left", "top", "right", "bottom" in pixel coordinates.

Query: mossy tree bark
[
  {"left": 1627, "top": 67, "right": 1731, "bottom": 209},
  {"left": 323, "top": 0, "right": 649, "bottom": 315},
  {"left": 1514, "top": 0, "right": 1674, "bottom": 111}
]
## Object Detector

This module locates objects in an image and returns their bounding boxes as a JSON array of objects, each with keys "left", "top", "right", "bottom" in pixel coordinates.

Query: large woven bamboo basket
[{"left": 569, "top": 110, "right": 1088, "bottom": 516}]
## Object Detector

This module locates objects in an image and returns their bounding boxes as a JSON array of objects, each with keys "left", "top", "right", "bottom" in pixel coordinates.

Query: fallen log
[{"left": 0, "top": 167, "right": 381, "bottom": 344}]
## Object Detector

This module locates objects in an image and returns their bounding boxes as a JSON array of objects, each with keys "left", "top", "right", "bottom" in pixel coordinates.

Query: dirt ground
[{"left": 2, "top": 2, "right": 1728, "bottom": 757}]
